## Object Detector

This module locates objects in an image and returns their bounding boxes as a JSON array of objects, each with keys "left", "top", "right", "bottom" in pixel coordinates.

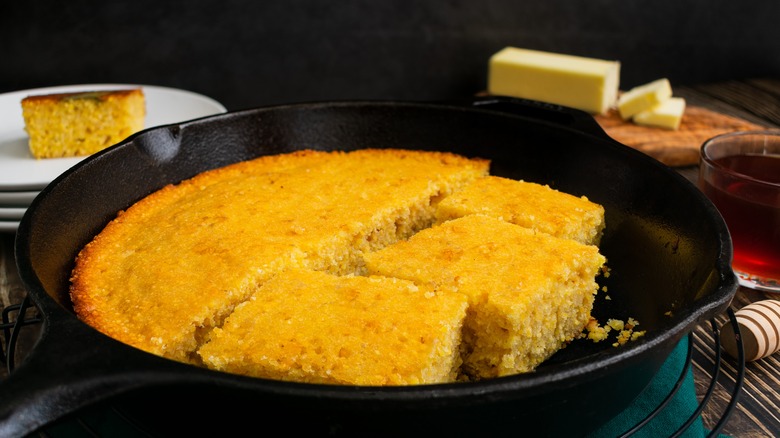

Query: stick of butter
[
  {"left": 633, "top": 97, "right": 686, "bottom": 130},
  {"left": 617, "top": 78, "right": 673, "bottom": 120},
  {"left": 488, "top": 47, "right": 620, "bottom": 115}
]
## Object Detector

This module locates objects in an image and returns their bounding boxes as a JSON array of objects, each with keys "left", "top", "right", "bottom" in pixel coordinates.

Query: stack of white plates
[
  {"left": 0, "top": 84, "right": 228, "bottom": 233},
  {"left": 0, "top": 168, "right": 59, "bottom": 233}
]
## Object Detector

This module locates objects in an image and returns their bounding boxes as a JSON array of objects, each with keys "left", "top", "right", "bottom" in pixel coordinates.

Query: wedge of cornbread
[
  {"left": 198, "top": 269, "right": 469, "bottom": 385},
  {"left": 363, "top": 214, "right": 606, "bottom": 380},
  {"left": 21, "top": 88, "right": 145, "bottom": 159},
  {"left": 70, "top": 149, "right": 489, "bottom": 364},
  {"left": 435, "top": 175, "right": 605, "bottom": 245}
]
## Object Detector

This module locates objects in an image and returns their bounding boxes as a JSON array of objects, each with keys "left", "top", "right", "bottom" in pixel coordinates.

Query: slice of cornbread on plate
[
  {"left": 364, "top": 214, "right": 606, "bottom": 380},
  {"left": 70, "top": 149, "right": 488, "bottom": 364},
  {"left": 198, "top": 268, "right": 469, "bottom": 386},
  {"left": 21, "top": 88, "right": 145, "bottom": 159},
  {"left": 435, "top": 175, "right": 605, "bottom": 245}
]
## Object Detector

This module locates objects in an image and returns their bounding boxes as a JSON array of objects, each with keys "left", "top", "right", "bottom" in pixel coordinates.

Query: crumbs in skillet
[
  {"left": 581, "top": 264, "right": 647, "bottom": 346},
  {"left": 583, "top": 317, "right": 646, "bottom": 347}
]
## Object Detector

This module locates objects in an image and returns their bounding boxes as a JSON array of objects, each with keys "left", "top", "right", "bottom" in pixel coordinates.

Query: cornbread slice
[
  {"left": 21, "top": 88, "right": 145, "bottom": 159},
  {"left": 70, "top": 149, "right": 488, "bottom": 363},
  {"left": 364, "top": 215, "right": 606, "bottom": 379},
  {"left": 435, "top": 175, "right": 605, "bottom": 245},
  {"left": 198, "top": 269, "right": 469, "bottom": 386}
]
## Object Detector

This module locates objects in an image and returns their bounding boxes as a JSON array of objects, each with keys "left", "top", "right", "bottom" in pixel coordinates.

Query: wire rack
[{"left": 1, "top": 295, "right": 745, "bottom": 437}]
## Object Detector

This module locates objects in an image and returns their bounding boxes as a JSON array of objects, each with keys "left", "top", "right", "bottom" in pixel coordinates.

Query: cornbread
[
  {"left": 435, "top": 176, "right": 605, "bottom": 245},
  {"left": 70, "top": 149, "right": 489, "bottom": 364},
  {"left": 21, "top": 88, "right": 145, "bottom": 159},
  {"left": 71, "top": 147, "right": 611, "bottom": 385},
  {"left": 199, "top": 269, "right": 469, "bottom": 385},
  {"left": 363, "top": 214, "right": 606, "bottom": 380}
]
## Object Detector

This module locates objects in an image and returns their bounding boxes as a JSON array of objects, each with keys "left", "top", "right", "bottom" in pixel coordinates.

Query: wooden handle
[{"left": 720, "top": 299, "right": 780, "bottom": 361}]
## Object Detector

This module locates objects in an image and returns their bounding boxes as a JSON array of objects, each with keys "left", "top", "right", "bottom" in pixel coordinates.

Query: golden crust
[{"left": 21, "top": 88, "right": 142, "bottom": 104}]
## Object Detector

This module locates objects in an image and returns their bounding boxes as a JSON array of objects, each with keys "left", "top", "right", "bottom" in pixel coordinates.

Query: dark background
[{"left": 2, "top": 0, "right": 779, "bottom": 111}]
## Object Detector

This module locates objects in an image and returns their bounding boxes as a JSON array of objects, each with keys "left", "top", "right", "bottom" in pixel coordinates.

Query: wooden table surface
[{"left": 2, "top": 79, "right": 779, "bottom": 437}]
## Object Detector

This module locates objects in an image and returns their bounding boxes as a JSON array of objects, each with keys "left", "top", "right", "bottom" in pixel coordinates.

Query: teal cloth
[{"left": 588, "top": 336, "right": 709, "bottom": 438}]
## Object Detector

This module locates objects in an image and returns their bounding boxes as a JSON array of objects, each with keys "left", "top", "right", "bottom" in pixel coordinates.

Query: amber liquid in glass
[{"left": 701, "top": 154, "right": 780, "bottom": 281}]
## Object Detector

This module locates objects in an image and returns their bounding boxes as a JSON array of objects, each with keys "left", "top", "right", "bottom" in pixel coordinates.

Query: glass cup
[{"left": 698, "top": 130, "right": 780, "bottom": 292}]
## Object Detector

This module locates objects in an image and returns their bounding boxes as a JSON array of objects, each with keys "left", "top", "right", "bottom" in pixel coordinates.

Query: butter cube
[
  {"left": 488, "top": 47, "right": 620, "bottom": 115},
  {"left": 633, "top": 97, "right": 686, "bottom": 130},
  {"left": 617, "top": 78, "right": 673, "bottom": 120}
]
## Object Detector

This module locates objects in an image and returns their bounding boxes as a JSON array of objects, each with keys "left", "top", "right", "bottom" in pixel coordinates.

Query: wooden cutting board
[{"left": 594, "top": 105, "right": 765, "bottom": 167}]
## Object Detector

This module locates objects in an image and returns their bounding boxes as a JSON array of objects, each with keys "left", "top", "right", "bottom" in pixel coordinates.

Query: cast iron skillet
[{"left": 3, "top": 97, "right": 736, "bottom": 437}]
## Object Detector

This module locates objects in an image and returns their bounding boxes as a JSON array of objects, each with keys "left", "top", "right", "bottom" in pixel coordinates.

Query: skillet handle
[
  {"left": 0, "top": 316, "right": 127, "bottom": 436},
  {"left": 467, "top": 95, "right": 613, "bottom": 140},
  {"left": 0, "top": 310, "right": 199, "bottom": 437}
]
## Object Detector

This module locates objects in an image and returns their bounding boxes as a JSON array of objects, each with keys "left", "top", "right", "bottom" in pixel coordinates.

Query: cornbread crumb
[
  {"left": 584, "top": 316, "right": 645, "bottom": 347},
  {"left": 607, "top": 319, "right": 624, "bottom": 331},
  {"left": 585, "top": 318, "right": 610, "bottom": 342},
  {"left": 21, "top": 88, "right": 145, "bottom": 159}
]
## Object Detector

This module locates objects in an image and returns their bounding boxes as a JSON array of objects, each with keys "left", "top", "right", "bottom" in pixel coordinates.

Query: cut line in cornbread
[
  {"left": 198, "top": 269, "right": 469, "bottom": 386},
  {"left": 21, "top": 88, "right": 146, "bottom": 159},
  {"left": 69, "top": 149, "right": 489, "bottom": 364},
  {"left": 363, "top": 214, "right": 606, "bottom": 380},
  {"left": 435, "top": 175, "right": 605, "bottom": 245}
]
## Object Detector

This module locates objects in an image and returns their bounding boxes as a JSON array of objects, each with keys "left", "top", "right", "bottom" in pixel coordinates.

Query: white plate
[
  {"left": 0, "top": 84, "right": 227, "bottom": 191},
  {"left": 0, "top": 220, "right": 19, "bottom": 233},
  {"left": 0, "top": 207, "right": 26, "bottom": 220},
  {"left": 0, "top": 190, "right": 39, "bottom": 205}
]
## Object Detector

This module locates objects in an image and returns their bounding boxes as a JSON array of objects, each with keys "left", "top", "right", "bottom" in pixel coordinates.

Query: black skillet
[{"left": 2, "top": 97, "right": 737, "bottom": 437}]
